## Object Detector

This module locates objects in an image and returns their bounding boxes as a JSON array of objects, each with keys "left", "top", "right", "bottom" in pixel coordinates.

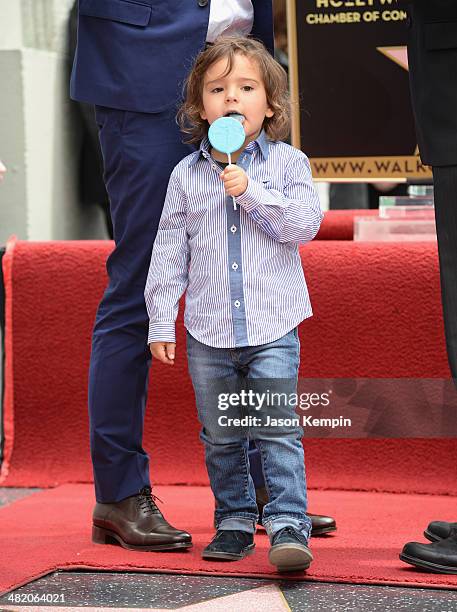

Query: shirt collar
[
  {"left": 189, "top": 129, "right": 270, "bottom": 166},
  {"left": 249, "top": 129, "right": 270, "bottom": 160}
]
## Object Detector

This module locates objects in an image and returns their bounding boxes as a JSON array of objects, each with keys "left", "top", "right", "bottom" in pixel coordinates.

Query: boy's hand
[
  {"left": 221, "top": 164, "right": 248, "bottom": 197},
  {"left": 149, "top": 342, "right": 176, "bottom": 365}
]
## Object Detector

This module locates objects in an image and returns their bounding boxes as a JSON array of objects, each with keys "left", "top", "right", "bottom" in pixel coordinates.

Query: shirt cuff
[
  {"left": 235, "top": 179, "right": 272, "bottom": 213},
  {"left": 148, "top": 321, "right": 176, "bottom": 344}
]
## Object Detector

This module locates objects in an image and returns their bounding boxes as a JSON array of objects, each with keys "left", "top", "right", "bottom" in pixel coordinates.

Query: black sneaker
[
  {"left": 202, "top": 529, "right": 255, "bottom": 561},
  {"left": 269, "top": 526, "right": 313, "bottom": 572}
]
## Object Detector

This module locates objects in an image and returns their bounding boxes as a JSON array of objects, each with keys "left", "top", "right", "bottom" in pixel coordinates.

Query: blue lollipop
[
  {"left": 208, "top": 115, "right": 246, "bottom": 210},
  {"left": 208, "top": 116, "right": 246, "bottom": 156}
]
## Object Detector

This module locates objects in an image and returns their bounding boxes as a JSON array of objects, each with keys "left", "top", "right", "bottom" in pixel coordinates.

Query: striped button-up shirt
[{"left": 145, "top": 131, "right": 323, "bottom": 348}]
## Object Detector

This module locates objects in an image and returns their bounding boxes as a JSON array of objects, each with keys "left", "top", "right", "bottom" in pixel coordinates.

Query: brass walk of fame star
[
  {"left": 3, "top": 584, "right": 291, "bottom": 612},
  {"left": 377, "top": 45, "right": 409, "bottom": 71}
]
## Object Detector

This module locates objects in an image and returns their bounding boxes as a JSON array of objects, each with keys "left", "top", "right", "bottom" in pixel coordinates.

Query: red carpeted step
[
  {"left": 1, "top": 238, "right": 456, "bottom": 494},
  {"left": 316, "top": 209, "right": 379, "bottom": 240},
  {"left": 0, "top": 484, "right": 456, "bottom": 595}
]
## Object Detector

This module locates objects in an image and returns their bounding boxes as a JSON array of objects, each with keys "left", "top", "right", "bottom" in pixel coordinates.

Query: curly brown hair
[{"left": 177, "top": 36, "right": 290, "bottom": 144}]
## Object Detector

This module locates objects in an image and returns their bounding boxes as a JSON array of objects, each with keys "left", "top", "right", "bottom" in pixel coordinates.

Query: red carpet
[
  {"left": 1, "top": 484, "right": 457, "bottom": 595},
  {"left": 1, "top": 238, "right": 457, "bottom": 592},
  {"left": 2, "top": 238, "right": 456, "bottom": 494}
]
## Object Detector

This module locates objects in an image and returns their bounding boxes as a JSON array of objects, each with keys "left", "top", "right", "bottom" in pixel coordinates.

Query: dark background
[{"left": 296, "top": 1, "right": 418, "bottom": 157}]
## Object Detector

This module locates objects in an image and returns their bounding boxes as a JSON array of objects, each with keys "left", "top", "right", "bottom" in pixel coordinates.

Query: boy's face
[{"left": 200, "top": 53, "right": 274, "bottom": 147}]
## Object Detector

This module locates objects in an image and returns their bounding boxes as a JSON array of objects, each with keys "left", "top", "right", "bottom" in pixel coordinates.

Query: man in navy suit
[
  {"left": 71, "top": 0, "right": 334, "bottom": 551},
  {"left": 398, "top": 0, "right": 457, "bottom": 574}
]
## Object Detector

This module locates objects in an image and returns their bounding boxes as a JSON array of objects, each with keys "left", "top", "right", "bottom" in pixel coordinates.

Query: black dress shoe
[
  {"left": 269, "top": 526, "right": 313, "bottom": 572},
  {"left": 92, "top": 486, "right": 192, "bottom": 551},
  {"left": 400, "top": 531, "right": 457, "bottom": 574},
  {"left": 424, "top": 520, "right": 457, "bottom": 542},
  {"left": 255, "top": 487, "right": 337, "bottom": 536},
  {"left": 202, "top": 529, "right": 255, "bottom": 561}
]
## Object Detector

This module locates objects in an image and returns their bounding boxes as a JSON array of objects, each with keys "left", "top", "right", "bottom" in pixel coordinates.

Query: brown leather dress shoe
[
  {"left": 255, "top": 487, "right": 337, "bottom": 536},
  {"left": 92, "top": 486, "right": 192, "bottom": 551}
]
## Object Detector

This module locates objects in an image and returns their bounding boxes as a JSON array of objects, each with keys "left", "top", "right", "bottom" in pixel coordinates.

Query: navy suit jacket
[{"left": 70, "top": 0, "right": 274, "bottom": 113}]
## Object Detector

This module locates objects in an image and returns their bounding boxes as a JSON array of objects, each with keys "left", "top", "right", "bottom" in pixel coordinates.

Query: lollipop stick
[
  {"left": 228, "top": 152, "right": 237, "bottom": 211},
  {"left": 208, "top": 116, "right": 244, "bottom": 212}
]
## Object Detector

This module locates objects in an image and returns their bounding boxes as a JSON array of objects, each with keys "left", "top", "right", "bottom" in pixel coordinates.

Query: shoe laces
[
  {"left": 276, "top": 526, "right": 307, "bottom": 545},
  {"left": 137, "top": 486, "right": 163, "bottom": 515}
]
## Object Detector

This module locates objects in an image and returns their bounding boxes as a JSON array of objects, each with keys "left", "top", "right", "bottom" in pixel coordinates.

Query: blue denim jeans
[{"left": 186, "top": 329, "right": 312, "bottom": 543}]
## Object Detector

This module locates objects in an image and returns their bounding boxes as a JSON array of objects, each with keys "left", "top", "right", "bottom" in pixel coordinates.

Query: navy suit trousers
[{"left": 89, "top": 107, "right": 194, "bottom": 502}]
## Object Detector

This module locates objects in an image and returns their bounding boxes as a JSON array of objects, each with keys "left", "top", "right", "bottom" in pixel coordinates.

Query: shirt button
[
  {"left": 198, "top": 0, "right": 208, "bottom": 6},
  {"left": 234, "top": 300, "right": 241, "bottom": 308},
  {"left": 232, "top": 262, "right": 238, "bottom": 271},
  {"left": 230, "top": 225, "right": 237, "bottom": 233}
]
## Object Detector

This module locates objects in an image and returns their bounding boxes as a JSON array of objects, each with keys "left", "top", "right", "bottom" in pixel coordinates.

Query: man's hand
[
  {"left": 221, "top": 164, "right": 248, "bottom": 197},
  {"left": 149, "top": 341, "right": 176, "bottom": 365}
]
